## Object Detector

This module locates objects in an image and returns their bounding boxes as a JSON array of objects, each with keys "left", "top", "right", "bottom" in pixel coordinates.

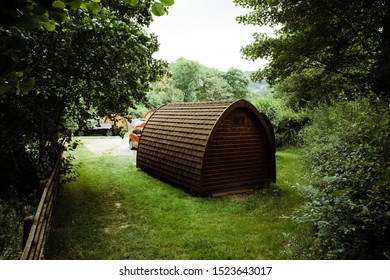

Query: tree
[
  {"left": 0, "top": 0, "right": 170, "bottom": 197},
  {"left": 171, "top": 58, "right": 203, "bottom": 102},
  {"left": 197, "top": 68, "right": 233, "bottom": 101},
  {"left": 235, "top": 0, "right": 390, "bottom": 101},
  {"left": 235, "top": 0, "right": 390, "bottom": 259},
  {"left": 148, "top": 60, "right": 250, "bottom": 106},
  {"left": 272, "top": 68, "right": 357, "bottom": 110},
  {"left": 222, "top": 68, "right": 250, "bottom": 99},
  {"left": 146, "top": 74, "right": 183, "bottom": 108},
  {"left": 0, "top": 0, "right": 174, "bottom": 96}
]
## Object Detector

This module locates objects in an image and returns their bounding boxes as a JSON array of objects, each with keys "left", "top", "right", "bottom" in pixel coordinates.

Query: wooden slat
[
  {"left": 137, "top": 101, "right": 235, "bottom": 196},
  {"left": 199, "top": 108, "right": 274, "bottom": 194},
  {"left": 21, "top": 139, "right": 66, "bottom": 260},
  {"left": 139, "top": 164, "right": 201, "bottom": 190},
  {"left": 138, "top": 152, "right": 202, "bottom": 172},
  {"left": 137, "top": 100, "right": 276, "bottom": 195}
]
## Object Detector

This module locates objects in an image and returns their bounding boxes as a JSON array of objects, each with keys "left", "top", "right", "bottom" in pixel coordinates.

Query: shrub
[
  {"left": 0, "top": 196, "right": 36, "bottom": 260},
  {"left": 297, "top": 98, "right": 390, "bottom": 259},
  {"left": 253, "top": 95, "right": 310, "bottom": 147}
]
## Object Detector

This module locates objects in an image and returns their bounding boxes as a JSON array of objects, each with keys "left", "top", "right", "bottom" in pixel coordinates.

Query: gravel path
[{"left": 75, "top": 136, "right": 136, "bottom": 157}]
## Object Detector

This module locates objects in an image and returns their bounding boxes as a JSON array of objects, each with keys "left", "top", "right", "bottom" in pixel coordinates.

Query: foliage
[
  {"left": 297, "top": 98, "right": 390, "bottom": 259},
  {"left": 222, "top": 68, "right": 250, "bottom": 99},
  {"left": 0, "top": 0, "right": 171, "bottom": 258},
  {"left": 197, "top": 67, "right": 233, "bottom": 101},
  {"left": 0, "top": 0, "right": 173, "bottom": 96},
  {"left": 235, "top": 0, "right": 390, "bottom": 101},
  {"left": 0, "top": 1, "right": 168, "bottom": 197},
  {"left": 171, "top": 58, "right": 203, "bottom": 102},
  {"left": 236, "top": 0, "right": 390, "bottom": 259},
  {"left": 252, "top": 94, "right": 309, "bottom": 147},
  {"left": 0, "top": 195, "right": 37, "bottom": 260},
  {"left": 245, "top": 73, "right": 270, "bottom": 97},
  {"left": 146, "top": 74, "right": 183, "bottom": 109},
  {"left": 128, "top": 104, "right": 149, "bottom": 119},
  {"left": 146, "top": 58, "right": 252, "bottom": 108},
  {"left": 272, "top": 68, "right": 361, "bottom": 110}
]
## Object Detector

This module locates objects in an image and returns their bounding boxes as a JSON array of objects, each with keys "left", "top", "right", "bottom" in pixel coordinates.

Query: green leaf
[
  {"left": 52, "top": 1, "right": 66, "bottom": 9},
  {"left": 86, "top": 2, "right": 101, "bottom": 15},
  {"left": 160, "top": 0, "right": 174, "bottom": 6},
  {"left": 151, "top": 2, "right": 166, "bottom": 16},
  {"left": 266, "top": 0, "right": 279, "bottom": 6},
  {"left": 69, "top": 0, "right": 82, "bottom": 10},
  {"left": 0, "top": 77, "right": 15, "bottom": 94},
  {"left": 15, "top": 72, "right": 24, "bottom": 78},
  {"left": 43, "top": 21, "right": 56, "bottom": 31},
  {"left": 0, "top": 85, "right": 13, "bottom": 94},
  {"left": 18, "top": 77, "right": 36, "bottom": 93},
  {"left": 126, "top": 0, "right": 139, "bottom": 7}
]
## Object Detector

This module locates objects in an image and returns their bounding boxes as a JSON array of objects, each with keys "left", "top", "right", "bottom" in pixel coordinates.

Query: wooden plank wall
[
  {"left": 137, "top": 100, "right": 276, "bottom": 196},
  {"left": 202, "top": 108, "right": 275, "bottom": 195},
  {"left": 137, "top": 101, "right": 234, "bottom": 193},
  {"left": 20, "top": 141, "right": 65, "bottom": 260}
]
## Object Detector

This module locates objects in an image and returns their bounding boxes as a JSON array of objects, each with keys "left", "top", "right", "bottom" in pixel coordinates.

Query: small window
[{"left": 233, "top": 117, "right": 245, "bottom": 126}]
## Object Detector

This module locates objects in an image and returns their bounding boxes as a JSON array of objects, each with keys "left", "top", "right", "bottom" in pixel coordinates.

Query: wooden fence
[{"left": 20, "top": 140, "right": 66, "bottom": 260}]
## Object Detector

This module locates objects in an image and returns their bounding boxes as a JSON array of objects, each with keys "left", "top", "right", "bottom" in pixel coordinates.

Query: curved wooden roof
[{"left": 137, "top": 99, "right": 275, "bottom": 195}]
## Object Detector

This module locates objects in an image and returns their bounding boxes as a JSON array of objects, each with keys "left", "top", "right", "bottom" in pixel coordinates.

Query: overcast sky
[{"left": 148, "top": 0, "right": 272, "bottom": 72}]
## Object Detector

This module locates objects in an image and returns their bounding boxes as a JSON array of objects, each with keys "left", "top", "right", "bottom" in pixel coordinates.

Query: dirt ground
[{"left": 75, "top": 136, "right": 136, "bottom": 157}]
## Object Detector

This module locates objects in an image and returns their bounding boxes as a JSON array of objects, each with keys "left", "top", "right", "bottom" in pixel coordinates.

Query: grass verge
[{"left": 46, "top": 140, "right": 312, "bottom": 259}]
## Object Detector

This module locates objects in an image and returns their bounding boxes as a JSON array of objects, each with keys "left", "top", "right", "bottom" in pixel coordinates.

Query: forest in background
[
  {"left": 1, "top": 0, "right": 389, "bottom": 260},
  {"left": 127, "top": 58, "right": 268, "bottom": 115}
]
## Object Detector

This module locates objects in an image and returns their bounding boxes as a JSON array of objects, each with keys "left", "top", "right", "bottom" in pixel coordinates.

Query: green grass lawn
[{"left": 46, "top": 139, "right": 312, "bottom": 260}]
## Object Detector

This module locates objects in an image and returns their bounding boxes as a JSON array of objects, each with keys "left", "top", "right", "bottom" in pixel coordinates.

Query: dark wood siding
[
  {"left": 137, "top": 100, "right": 276, "bottom": 196},
  {"left": 137, "top": 101, "right": 234, "bottom": 192},
  {"left": 201, "top": 108, "right": 274, "bottom": 194}
]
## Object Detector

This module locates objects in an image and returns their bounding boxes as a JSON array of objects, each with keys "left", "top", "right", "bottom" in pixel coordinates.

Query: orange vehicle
[
  {"left": 129, "top": 122, "right": 144, "bottom": 150},
  {"left": 129, "top": 110, "right": 154, "bottom": 150}
]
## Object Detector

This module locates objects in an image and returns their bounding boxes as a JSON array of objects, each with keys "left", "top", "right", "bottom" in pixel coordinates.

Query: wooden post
[
  {"left": 38, "top": 180, "right": 46, "bottom": 198},
  {"left": 22, "top": 215, "right": 34, "bottom": 249}
]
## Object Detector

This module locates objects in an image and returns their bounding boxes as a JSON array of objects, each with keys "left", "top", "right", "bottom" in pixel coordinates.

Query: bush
[
  {"left": 0, "top": 196, "right": 36, "bottom": 260},
  {"left": 297, "top": 98, "right": 390, "bottom": 259},
  {"left": 253, "top": 95, "right": 310, "bottom": 147}
]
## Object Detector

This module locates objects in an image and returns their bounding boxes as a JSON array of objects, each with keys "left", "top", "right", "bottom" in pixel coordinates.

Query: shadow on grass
[
  {"left": 46, "top": 145, "right": 313, "bottom": 260},
  {"left": 45, "top": 179, "right": 109, "bottom": 259}
]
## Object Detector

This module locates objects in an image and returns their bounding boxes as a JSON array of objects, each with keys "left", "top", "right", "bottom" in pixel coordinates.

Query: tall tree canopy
[
  {"left": 222, "top": 68, "right": 250, "bottom": 99},
  {"left": 235, "top": 0, "right": 390, "bottom": 103},
  {"left": 171, "top": 58, "right": 203, "bottom": 102},
  {"left": 235, "top": 0, "right": 390, "bottom": 259},
  {"left": 0, "top": 0, "right": 172, "bottom": 197},
  {"left": 170, "top": 59, "right": 245, "bottom": 102}
]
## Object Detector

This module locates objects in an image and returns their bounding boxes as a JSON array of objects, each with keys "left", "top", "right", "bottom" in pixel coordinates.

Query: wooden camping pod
[{"left": 136, "top": 99, "right": 276, "bottom": 196}]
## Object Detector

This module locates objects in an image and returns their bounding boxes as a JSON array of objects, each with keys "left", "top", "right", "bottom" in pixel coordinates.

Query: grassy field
[{"left": 46, "top": 138, "right": 312, "bottom": 260}]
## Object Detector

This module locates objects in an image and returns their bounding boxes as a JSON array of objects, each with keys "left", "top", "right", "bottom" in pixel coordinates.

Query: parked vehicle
[
  {"left": 75, "top": 123, "right": 119, "bottom": 136},
  {"left": 129, "top": 128, "right": 142, "bottom": 150},
  {"left": 128, "top": 110, "right": 154, "bottom": 150},
  {"left": 129, "top": 119, "right": 145, "bottom": 149}
]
